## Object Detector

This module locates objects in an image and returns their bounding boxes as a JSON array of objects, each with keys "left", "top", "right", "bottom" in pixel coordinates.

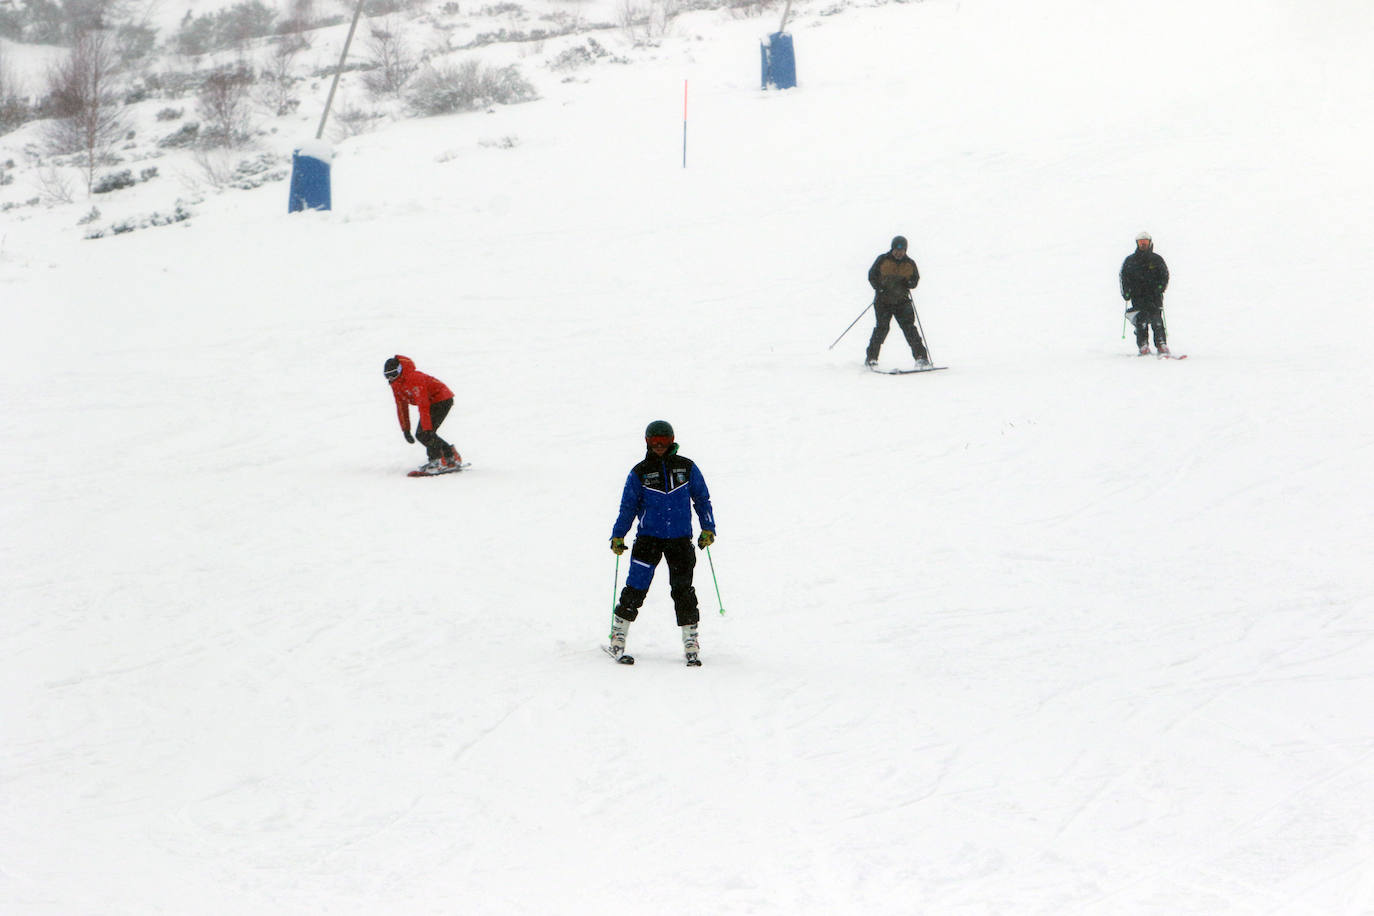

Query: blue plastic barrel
[
  {"left": 761, "top": 32, "right": 797, "bottom": 90},
  {"left": 288, "top": 141, "right": 334, "bottom": 212}
]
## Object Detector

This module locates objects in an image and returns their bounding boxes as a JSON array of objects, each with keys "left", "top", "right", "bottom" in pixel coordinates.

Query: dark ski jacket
[
  {"left": 1119, "top": 247, "right": 1170, "bottom": 309},
  {"left": 869, "top": 251, "right": 920, "bottom": 306},
  {"left": 612, "top": 446, "right": 715, "bottom": 541}
]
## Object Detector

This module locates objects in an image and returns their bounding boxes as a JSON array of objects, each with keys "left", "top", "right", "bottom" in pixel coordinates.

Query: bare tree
[
  {"left": 196, "top": 64, "right": 255, "bottom": 147},
  {"left": 186, "top": 147, "right": 239, "bottom": 190},
  {"left": 44, "top": 30, "right": 128, "bottom": 194},
  {"left": 331, "top": 100, "right": 381, "bottom": 140},
  {"left": 280, "top": 0, "right": 317, "bottom": 36},
  {"left": 34, "top": 164, "right": 76, "bottom": 205},
  {"left": 617, "top": 0, "right": 679, "bottom": 46},
  {"left": 258, "top": 37, "right": 305, "bottom": 117},
  {"left": 362, "top": 17, "right": 417, "bottom": 98}
]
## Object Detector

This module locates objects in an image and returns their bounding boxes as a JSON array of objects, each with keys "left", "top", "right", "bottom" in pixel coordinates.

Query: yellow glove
[
  {"left": 697, "top": 530, "right": 715, "bottom": 549},
  {"left": 610, "top": 537, "right": 628, "bottom": 555}
]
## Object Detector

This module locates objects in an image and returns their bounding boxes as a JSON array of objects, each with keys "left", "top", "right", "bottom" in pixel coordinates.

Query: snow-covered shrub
[
  {"left": 364, "top": 0, "right": 421, "bottom": 15},
  {"left": 331, "top": 103, "right": 383, "bottom": 139},
  {"left": 92, "top": 169, "right": 135, "bottom": 193},
  {"left": 0, "top": 51, "right": 29, "bottom": 134},
  {"left": 405, "top": 60, "right": 536, "bottom": 117},
  {"left": 0, "top": 93, "right": 29, "bottom": 135},
  {"left": 0, "top": 6, "right": 22, "bottom": 40},
  {"left": 225, "top": 153, "right": 285, "bottom": 189},
  {"left": 116, "top": 23, "right": 158, "bottom": 64},
  {"left": 85, "top": 203, "right": 194, "bottom": 239},
  {"left": 175, "top": 1, "right": 277, "bottom": 56},
  {"left": 145, "top": 70, "right": 199, "bottom": 99},
  {"left": 478, "top": 134, "right": 518, "bottom": 149},
  {"left": 157, "top": 121, "right": 200, "bottom": 148},
  {"left": 549, "top": 37, "right": 615, "bottom": 72}
]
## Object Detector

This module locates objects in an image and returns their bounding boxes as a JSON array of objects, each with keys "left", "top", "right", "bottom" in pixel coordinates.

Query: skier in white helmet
[{"left": 1120, "top": 231, "right": 1171, "bottom": 356}]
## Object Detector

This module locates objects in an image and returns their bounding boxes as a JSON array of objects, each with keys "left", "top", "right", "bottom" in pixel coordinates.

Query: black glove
[
  {"left": 403, "top": 430, "right": 415, "bottom": 444},
  {"left": 1123, "top": 292, "right": 1132, "bottom": 301}
]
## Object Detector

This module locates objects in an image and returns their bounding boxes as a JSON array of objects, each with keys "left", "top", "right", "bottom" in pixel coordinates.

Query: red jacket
[{"left": 388, "top": 355, "right": 454, "bottom": 432}]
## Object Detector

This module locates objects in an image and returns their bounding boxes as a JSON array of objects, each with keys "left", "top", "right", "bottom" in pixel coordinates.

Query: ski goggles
[{"left": 646, "top": 435, "right": 674, "bottom": 448}]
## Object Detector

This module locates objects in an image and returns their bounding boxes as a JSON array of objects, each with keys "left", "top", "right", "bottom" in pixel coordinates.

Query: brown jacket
[{"left": 869, "top": 251, "right": 920, "bottom": 305}]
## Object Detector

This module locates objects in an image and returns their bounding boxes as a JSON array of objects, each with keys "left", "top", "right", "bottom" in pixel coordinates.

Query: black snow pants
[
  {"left": 415, "top": 398, "right": 457, "bottom": 460},
  {"left": 615, "top": 535, "right": 700, "bottom": 627},
  {"left": 1130, "top": 306, "right": 1167, "bottom": 349},
  {"left": 866, "top": 299, "right": 928, "bottom": 362}
]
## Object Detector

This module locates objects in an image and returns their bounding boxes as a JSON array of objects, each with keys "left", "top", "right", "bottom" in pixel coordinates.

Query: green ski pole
[
  {"left": 610, "top": 553, "right": 620, "bottom": 627},
  {"left": 705, "top": 545, "right": 725, "bottom": 615}
]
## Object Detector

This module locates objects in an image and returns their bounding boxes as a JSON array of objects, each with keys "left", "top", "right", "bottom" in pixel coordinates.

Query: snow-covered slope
[{"left": 4, "top": 0, "right": 1374, "bottom": 912}]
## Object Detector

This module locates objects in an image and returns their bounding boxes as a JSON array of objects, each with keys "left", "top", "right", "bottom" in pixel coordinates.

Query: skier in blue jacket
[{"left": 607, "top": 420, "right": 716, "bottom": 666}]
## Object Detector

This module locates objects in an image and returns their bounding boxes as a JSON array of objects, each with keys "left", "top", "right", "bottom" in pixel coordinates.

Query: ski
[
  {"left": 1157, "top": 353, "right": 1188, "bottom": 360},
  {"left": 869, "top": 366, "right": 948, "bottom": 375},
  {"left": 407, "top": 461, "right": 472, "bottom": 477},
  {"left": 601, "top": 645, "right": 634, "bottom": 665}
]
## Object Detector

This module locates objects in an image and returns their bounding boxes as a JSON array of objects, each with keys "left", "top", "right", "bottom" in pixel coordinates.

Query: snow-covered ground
[{"left": 4, "top": 0, "right": 1374, "bottom": 912}]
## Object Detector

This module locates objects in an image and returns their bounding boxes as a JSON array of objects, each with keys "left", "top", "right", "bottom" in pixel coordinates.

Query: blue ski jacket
[{"left": 612, "top": 447, "right": 715, "bottom": 541}]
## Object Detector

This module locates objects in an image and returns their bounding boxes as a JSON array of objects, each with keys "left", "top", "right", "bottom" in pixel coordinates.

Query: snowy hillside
[{"left": 4, "top": 0, "right": 1374, "bottom": 912}]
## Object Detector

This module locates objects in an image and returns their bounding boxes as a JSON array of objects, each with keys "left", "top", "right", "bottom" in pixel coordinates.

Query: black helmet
[
  {"left": 383, "top": 357, "right": 402, "bottom": 382},
  {"left": 644, "top": 420, "right": 674, "bottom": 440},
  {"left": 891, "top": 235, "right": 908, "bottom": 250}
]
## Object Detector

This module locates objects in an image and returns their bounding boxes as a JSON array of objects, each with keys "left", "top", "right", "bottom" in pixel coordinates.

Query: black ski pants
[
  {"left": 1130, "top": 305, "right": 1167, "bottom": 349},
  {"left": 415, "top": 398, "right": 456, "bottom": 460},
  {"left": 866, "top": 299, "right": 927, "bottom": 362},
  {"left": 615, "top": 535, "right": 700, "bottom": 627}
]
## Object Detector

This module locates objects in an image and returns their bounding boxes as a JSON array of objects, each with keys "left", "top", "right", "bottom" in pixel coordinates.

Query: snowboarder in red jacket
[{"left": 384, "top": 355, "right": 461, "bottom": 470}]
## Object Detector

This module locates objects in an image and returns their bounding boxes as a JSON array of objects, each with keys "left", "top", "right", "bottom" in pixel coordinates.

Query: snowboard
[{"left": 407, "top": 461, "right": 472, "bottom": 477}]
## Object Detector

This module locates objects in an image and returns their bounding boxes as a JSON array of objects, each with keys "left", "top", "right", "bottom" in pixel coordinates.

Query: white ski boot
[
  {"left": 682, "top": 623, "right": 702, "bottom": 667},
  {"left": 604, "top": 614, "right": 634, "bottom": 664}
]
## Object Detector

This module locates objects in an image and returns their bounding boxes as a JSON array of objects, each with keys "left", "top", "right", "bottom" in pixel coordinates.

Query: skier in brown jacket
[{"left": 865, "top": 235, "right": 930, "bottom": 369}]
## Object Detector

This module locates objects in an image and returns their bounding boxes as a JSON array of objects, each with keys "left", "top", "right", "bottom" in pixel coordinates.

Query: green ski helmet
[{"left": 644, "top": 420, "right": 674, "bottom": 440}]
